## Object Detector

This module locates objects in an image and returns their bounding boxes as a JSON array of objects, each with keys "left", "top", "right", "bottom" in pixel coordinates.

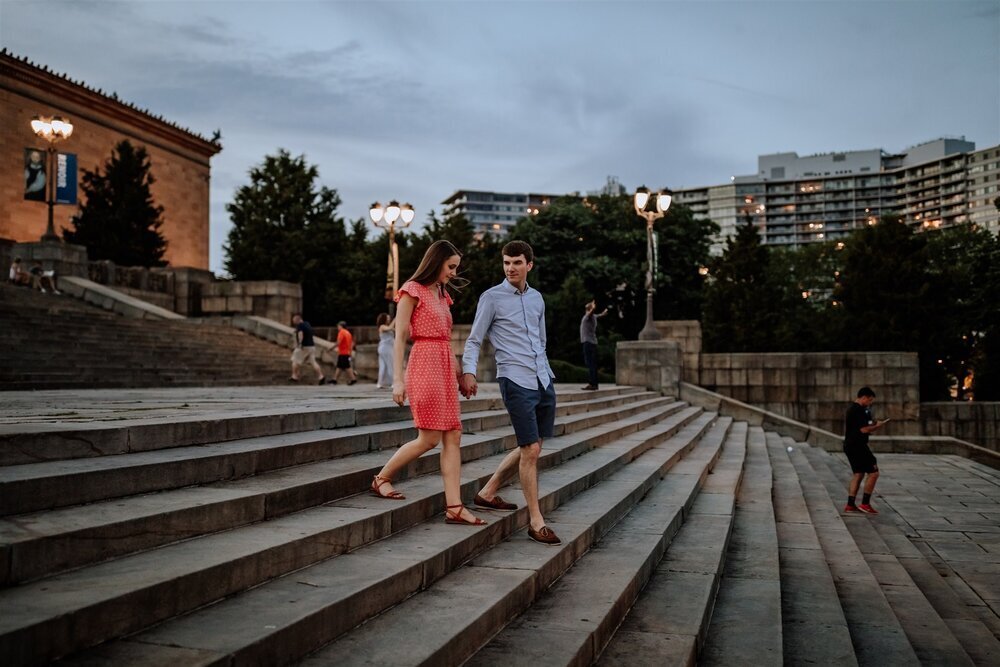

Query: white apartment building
[
  {"left": 673, "top": 138, "right": 1000, "bottom": 254},
  {"left": 440, "top": 190, "right": 562, "bottom": 236}
]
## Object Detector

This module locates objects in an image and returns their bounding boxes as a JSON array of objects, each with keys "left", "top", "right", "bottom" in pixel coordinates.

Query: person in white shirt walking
[{"left": 459, "top": 240, "right": 561, "bottom": 546}]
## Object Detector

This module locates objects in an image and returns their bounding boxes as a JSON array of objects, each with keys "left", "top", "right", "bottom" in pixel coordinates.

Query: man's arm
[
  {"left": 460, "top": 292, "right": 495, "bottom": 397},
  {"left": 538, "top": 300, "right": 548, "bottom": 353}
]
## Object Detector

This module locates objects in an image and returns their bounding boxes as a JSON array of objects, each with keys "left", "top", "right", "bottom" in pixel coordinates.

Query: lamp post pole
[
  {"left": 30, "top": 116, "right": 74, "bottom": 242},
  {"left": 369, "top": 200, "right": 415, "bottom": 315},
  {"left": 633, "top": 186, "right": 672, "bottom": 341}
]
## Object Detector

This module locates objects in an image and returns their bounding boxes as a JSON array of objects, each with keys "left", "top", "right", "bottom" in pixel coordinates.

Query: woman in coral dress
[{"left": 370, "top": 240, "right": 486, "bottom": 526}]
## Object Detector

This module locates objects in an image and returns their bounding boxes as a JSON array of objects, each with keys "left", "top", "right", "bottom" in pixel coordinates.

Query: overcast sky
[{"left": 3, "top": 0, "right": 998, "bottom": 274}]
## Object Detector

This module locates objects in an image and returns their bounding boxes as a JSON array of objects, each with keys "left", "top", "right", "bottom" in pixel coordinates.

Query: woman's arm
[{"left": 392, "top": 294, "right": 417, "bottom": 405}]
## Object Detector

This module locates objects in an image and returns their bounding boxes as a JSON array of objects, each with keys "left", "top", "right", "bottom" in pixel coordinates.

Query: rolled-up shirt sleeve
[{"left": 462, "top": 292, "right": 494, "bottom": 376}]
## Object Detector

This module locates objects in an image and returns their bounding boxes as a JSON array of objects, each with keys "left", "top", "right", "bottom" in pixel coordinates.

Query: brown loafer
[
  {"left": 474, "top": 493, "right": 518, "bottom": 511},
  {"left": 527, "top": 525, "right": 561, "bottom": 545}
]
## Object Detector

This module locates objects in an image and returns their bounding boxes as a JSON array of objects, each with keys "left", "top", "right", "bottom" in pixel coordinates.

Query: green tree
[
  {"left": 702, "top": 219, "right": 784, "bottom": 352},
  {"left": 508, "top": 195, "right": 716, "bottom": 346},
  {"left": 63, "top": 140, "right": 167, "bottom": 266},
  {"left": 833, "top": 214, "right": 945, "bottom": 397},
  {"left": 224, "top": 149, "right": 355, "bottom": 322}
]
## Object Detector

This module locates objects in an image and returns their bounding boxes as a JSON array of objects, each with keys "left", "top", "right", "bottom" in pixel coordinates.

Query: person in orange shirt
[{"left": 332, "top": 321, "right": 358, "bottom": 385}]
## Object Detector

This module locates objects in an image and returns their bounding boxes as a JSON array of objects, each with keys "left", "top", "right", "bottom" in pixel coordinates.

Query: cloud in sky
[{"left": 2, "top": 0, "right": 997, "bottom": 273}]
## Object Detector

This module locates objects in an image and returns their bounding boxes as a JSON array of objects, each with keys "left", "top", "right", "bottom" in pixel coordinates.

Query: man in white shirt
[{"left": 460, "top": 240, "right": 561, "bottom": 545}]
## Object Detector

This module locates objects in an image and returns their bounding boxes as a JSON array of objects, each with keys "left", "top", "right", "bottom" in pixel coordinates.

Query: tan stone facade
[{"left": 0, "top": 50, "right": 220, "bottom": 269}]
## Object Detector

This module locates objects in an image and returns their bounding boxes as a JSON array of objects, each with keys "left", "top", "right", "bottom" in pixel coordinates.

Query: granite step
[
  {"left": 764, "top": 434, "right": 856, "bottom": 665},
  {"left": 49, "top": 405, "right": 711, "bottom": 666},
  {"left": 295, "top": 414, "right": 724, "bottom": 667},
  {"left": 808, "top": 444, "right": 999, "bottom": 665},
  {"left": 0, "top": 393, "right": 670, "bottom": 515},
  {"left": 0, "top": 385, "right": 642, "bottom": 466},
  {"left": 592, "top": 421, "right": 748, "bottom": 666},
  {"left": 696, "top": 426, "right": 782, "bottom": 665},
  {"left": 0, "top": 398, "right": 685, "bottom": 585},
  {"left": 786, "top": 442, "right": 920, "bottom": 665}
]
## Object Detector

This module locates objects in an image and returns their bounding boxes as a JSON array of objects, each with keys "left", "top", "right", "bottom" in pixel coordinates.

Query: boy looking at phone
[{"left": 843, "top": 386, "right": 889, "bottom": 514}]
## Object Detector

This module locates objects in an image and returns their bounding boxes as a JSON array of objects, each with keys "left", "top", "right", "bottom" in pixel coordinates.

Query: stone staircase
[
  {"left": 1, "top": 386, "right": 998, "bottom": 665},
  {"left": 0, "top": 283, "right": 293, "bottom": 389}
]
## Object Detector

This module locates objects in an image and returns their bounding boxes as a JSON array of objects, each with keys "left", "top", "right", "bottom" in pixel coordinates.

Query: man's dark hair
[
  {"left": 857, "top": 386, "right": 876, "bottom": 398},
  {"left": 502, "top": 240, "right": 534, "bottom": 263}
]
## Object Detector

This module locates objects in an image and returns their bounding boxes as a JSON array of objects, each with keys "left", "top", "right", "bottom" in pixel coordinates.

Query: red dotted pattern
[{"left": 397, "top": 281, "right": 461, "bottom": 431}]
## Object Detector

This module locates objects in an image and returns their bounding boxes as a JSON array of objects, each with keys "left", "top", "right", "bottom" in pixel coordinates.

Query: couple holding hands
[{"left": 369, "top": 239, "right": 561, "bottom": 545}]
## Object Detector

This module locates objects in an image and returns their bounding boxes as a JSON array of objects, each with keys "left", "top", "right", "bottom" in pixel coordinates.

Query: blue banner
[{"left": 55, "top": 152, "right": 77, "bottom": 205}]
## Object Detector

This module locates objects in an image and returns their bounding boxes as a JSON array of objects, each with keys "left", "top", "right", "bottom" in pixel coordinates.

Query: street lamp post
[
  {"left": 30, "top": 115, "right": 75, "bottom": 242},
  {"left": 633, "top": 186, "right": 672, "bottom": 341},
  {"left": 369, "top": 200, "right": 415, "bottom": 314}
]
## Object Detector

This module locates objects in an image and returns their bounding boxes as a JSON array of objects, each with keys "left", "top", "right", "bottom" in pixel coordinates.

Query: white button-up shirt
[{"left": 463, "top": 280, "right": 555, "bottom": 389}]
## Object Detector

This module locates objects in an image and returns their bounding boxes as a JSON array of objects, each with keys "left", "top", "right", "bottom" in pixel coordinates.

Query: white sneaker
[{"left": 40, "top": 288, "right": 47, "bottom": 293}]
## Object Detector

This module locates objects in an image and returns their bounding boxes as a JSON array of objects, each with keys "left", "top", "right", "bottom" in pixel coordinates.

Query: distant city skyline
[{"left": 2, "top": 0, "right": 997, "bottom": 274}]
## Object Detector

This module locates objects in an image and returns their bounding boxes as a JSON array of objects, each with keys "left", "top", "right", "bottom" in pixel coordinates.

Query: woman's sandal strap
[{"left": 372, "top": 475, "right": 404, "bottom": 499}]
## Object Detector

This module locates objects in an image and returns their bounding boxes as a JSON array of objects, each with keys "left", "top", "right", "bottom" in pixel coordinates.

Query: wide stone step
[
  {"left": 0, "top": 385, "right": 643, "bottom": 466},
  {"left": 285, "top": 414, "right": 725, "bottom": 667},
  {"left": 807, "top": 444, "right": 999, "bottom": 665},
  {"left": 45, "top": 404, "right": 710, "bottom": 665},
  {"left": 0, "top": 397, "right": 683, "bottom": 584},
  {"left": 0, "top": 392, "right": 669, "bottom": 515},
  {"left": 786, "top": 442, "right": 920, "bottom": 665},
  {"left": 764, "top": 434, "right": 856, "bottom": 665},
  {"left": 442, "top": 417, "right": 732, "bottom": 667},
  {"left": 596, "top": 421, "right": 748, "bottom": 666},
  {"left": 698, "top": 426, "right": 782, "bottom": 665}
]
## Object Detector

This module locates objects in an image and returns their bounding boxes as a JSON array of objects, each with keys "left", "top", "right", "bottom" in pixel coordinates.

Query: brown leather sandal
[
  {"left": 445, "top": 503, "right": 487, "bottom": 526},
  {"left": 371, "top": 474, "right": 405, "bottom": 500}
]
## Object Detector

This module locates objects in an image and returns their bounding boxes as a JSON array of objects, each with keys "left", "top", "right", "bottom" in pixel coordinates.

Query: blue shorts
[{"left": 498, "top": 377, "right": 556, "bottom": 446}]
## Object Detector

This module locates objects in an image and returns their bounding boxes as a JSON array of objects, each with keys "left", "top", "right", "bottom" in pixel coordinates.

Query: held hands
[
  {"left": 392, "top": 381, "right": 406, "bottom": 407},
  {"left": 458, "top": 373, "right": 478, "bottom": 399}
]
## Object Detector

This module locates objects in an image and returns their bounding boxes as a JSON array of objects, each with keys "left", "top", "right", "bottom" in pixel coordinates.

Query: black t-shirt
[
  {"left": 296, "top": 321, "right": 315, "bottom": 347},
  {"left": 844, "top": 402, "right": 873, "bottom": 449}
]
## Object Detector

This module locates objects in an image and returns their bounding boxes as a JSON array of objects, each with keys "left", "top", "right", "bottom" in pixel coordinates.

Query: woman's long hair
[
  {"left": 376, "top": 312, "right": 390, "bottom": 327},
  {"left": 406, "top": 239, "right": 469, "bottom": 291}
]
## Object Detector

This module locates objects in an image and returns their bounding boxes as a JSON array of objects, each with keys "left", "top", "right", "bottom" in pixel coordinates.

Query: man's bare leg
[
  {"left": 519, "top": 442, "right": 545, "bottom": 530},
  {"left": 478, "top": 447, "right": 521, "bottom": 501}
]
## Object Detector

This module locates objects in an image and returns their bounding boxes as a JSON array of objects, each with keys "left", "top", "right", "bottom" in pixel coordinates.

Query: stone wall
[
  {"left": 615, "top": 341, "right": 682, "bottom": 396},
  {"left": 654, "top": 320, "right": 701, "bottom": 384},
  {"left": 921, "top": 402, "right": 1000, "bottom": 452},
  {"left": 201, "top": 281, "right": 302, "bottom": 325},
  {"left": 699, "top": 351, "right": 921, "bottom": 437}
]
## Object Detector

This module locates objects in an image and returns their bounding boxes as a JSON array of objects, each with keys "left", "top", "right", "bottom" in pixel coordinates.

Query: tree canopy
[
  {"left": 63, "top": 140, "right": 167, "bottom": 266},
  {"left": 222, "top": 151, "right": 1000, "bottom": 400}
]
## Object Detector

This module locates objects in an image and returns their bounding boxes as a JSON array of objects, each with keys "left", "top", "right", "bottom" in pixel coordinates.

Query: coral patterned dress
[{"left": 396, "top": 280, "right": 462, "bottom": 431}]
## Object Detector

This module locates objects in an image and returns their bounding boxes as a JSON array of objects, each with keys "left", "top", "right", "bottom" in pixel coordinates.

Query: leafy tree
[
  {"left": 63, "top": 140, "right": 167, "bottom": 266},
  {"left": 507, "top": 194, "right": 716, "bottom": 352},
  {"left": 702, "top": 219, "right": 784, "bottom": 352},
  {"left": 224, "top": 150, "right": 352, "bottom": 322}
]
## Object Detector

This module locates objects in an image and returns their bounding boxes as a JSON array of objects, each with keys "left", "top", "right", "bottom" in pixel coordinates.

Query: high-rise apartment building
[
  {"left": 441, "top": 190, "right": 562, "bottom": 236},
  {"left": 673, "top": 138, "right": 1000, "bottom": 254}
]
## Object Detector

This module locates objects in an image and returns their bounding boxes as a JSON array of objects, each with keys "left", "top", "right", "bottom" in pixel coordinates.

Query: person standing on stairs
[
  {"left": 579, "top": 299, "right": 607, "bottom": 390},
  {"left": 369, "top": 240, "right": 486, "bottom": 527},
  {"left": 459, "top": 240, "right": 561, "bottom": 546},
  {"left": 843, "top": 386, "right": 889, "bottom": 514},
  {"left": 375, "top": 312, "right": 395, "bottom": 389},
  {"left": 290, "top": 313, "right": 326, "bottom": 385}
]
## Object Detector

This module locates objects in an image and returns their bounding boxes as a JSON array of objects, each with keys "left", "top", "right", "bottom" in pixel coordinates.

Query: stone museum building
[{"left": 0, "top": 49, "right": 221, "bottom": 269}]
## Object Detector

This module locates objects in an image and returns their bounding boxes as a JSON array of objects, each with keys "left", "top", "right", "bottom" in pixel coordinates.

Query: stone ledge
[
  {"left": 60, "top": 276, "right": 184, "bottom": 320},
  {"left": 678, "top": 381, "right": 1000, "bottom": 470}
]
